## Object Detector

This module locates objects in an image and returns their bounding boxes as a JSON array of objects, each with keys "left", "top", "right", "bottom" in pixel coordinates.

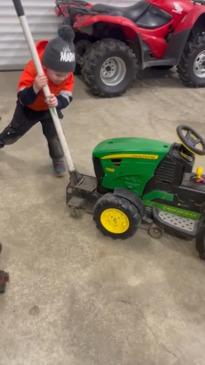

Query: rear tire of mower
[
  {"left": 177, "top": 33, "right": 205, "bottom": 87},
  {"left": 82, "top": 39, "right": 139, "bottom": 97},
  {"left": 196, "top": 225, "right": 205, "bottom": 260}
]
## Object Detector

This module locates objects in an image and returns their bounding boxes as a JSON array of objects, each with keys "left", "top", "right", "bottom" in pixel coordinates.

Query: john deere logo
[{"left": 60, "top": 47, "right": 75, "bottom": 63}]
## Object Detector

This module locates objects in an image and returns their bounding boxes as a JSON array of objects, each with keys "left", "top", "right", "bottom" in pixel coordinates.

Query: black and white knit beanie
[{"left": 42, "top": 25, "right": 76, "bottom": 73}]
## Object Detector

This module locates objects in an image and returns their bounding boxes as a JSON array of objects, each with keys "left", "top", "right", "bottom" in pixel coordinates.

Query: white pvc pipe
[{"left": 19, "top": 15, "right": 76, "bottom": 174}]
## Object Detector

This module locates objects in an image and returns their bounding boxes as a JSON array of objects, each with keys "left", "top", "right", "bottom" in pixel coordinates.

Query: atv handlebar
[
  {"left": 56, "top": 0, "right": 89, "bottom": 6},
  {"left": 12, "top": 0, "right": 24, "bottom": 17}
]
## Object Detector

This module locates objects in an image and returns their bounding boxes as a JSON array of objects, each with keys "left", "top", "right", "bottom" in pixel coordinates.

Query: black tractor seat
[{"left": 92, "top": 0, "right": 150, "bottom": 23}]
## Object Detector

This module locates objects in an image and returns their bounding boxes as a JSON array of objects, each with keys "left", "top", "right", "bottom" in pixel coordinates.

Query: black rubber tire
[
  {"left": 74, "top": 38, "right": 92, "bottom": 75},
  {"left": 82, "top": 39, "right": 138, "bottom": 97},
  {"left": 93, "top": 193, "right": 142, "bottom": 239},
  {"left": 177, "top": 33, "right": 205, "bottom": 87},
  {"left": 196, "top": 225, "right": 205, "bottom": 260}
]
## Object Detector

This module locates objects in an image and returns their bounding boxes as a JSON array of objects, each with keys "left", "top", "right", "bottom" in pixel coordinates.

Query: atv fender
[
  {"left": 74, "top": 14, "right": 143, "bottom": 41},
  {"left": 74, "top": 14, "right": 168, "bottom": 59},
  {"left": 176, "top": 7, "right": 205, "bottom": 34},
  {"left": 166, "top": 10, "right": 205, "bottom": 63},
  {"left": 74, "top": 15, "right": 144, "bottom": 64}
]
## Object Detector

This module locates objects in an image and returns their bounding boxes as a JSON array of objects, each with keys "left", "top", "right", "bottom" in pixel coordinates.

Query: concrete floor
[{"left": 0, "top": 69, "right": 205, "bottom": 365}]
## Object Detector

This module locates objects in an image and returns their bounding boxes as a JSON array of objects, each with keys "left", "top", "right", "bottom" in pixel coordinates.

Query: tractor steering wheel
[{"left": 177, "top": 125, "right": 205, "bottom": 156}]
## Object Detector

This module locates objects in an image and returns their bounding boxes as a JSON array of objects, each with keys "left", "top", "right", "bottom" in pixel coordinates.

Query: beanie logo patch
[{"left": 60, "top": 47, "right": 75, "bottom": 63}]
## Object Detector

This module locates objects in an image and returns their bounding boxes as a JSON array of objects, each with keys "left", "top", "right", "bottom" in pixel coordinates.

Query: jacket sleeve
[
  {"left": 56, "top": 73, "right": 75, "bottom": 110},
  {"left": 18, "top": 86, "right": 38, "bottom": 105},
  {"left": 17, "top": 60, "right": 38, "bottom": 105},
  {"left": 18, "top": 60, "right": 37, "bottom": 91}
]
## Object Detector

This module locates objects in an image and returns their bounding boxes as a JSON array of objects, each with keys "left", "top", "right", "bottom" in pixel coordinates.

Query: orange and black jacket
[{"left": 17, "top": 40, "right": 74, "bottom": 112}]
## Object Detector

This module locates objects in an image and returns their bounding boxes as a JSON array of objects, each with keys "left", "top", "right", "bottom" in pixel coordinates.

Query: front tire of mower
[
  {"left": 178, "top": 33, "right": 205, "bottom": 87},
  {"left": 93, "top": 193, "right": 142, "bottom": 239},
  {"left": 82, "top": 39, "right": 138, "bottom": 97}
]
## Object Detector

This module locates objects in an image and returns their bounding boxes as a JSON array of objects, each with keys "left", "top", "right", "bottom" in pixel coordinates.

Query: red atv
[{"left": 56, "top": 0, "right": 205, "bottom": 97}]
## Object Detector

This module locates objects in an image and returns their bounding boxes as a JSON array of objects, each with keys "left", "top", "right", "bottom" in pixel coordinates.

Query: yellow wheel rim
[{"left": 100, "top": 208, "right": 130, "bottom": 234}]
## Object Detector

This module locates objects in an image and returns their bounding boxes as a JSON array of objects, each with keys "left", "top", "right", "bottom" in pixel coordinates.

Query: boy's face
[{"left": 46, "top": 68, "right": 69, "bottom": 84}]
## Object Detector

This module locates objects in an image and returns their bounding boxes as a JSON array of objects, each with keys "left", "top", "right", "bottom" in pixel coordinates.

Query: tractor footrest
[{"left": 153, "top": 208, "right": 199, "bottom": 238}]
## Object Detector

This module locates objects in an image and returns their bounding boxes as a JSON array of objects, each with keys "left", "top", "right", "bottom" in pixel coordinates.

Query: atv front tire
[
  {"left": 178, "top": 33, "right": 205, "bottom": 87},
  {"left": 75, "top": 38, "right": 92, "bottom": 75},
  {"left": 82, "top": 39, "right": 138, "bottom": 97}
]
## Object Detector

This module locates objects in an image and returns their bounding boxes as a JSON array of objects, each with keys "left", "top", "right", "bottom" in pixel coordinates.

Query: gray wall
[{"left": 0, "top": 0, "right": 136, "bottom": 70}]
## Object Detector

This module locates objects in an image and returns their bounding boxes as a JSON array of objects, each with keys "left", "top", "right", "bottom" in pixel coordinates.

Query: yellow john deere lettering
[
  {"left": 102, "top": 154, "right": 159, "bottom": 160},
  {"left": 105, "top": 167, "right": 115, "bottom": 173}
]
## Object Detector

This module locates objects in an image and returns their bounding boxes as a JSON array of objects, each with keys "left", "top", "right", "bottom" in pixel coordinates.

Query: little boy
[{"left": 0, "top": 25, "right": 76, "bottom": 177}]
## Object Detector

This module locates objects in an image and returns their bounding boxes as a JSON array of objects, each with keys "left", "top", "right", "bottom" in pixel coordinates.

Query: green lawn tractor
[{"left": 67, "top": 125, "right": 205, "bottom": 260}]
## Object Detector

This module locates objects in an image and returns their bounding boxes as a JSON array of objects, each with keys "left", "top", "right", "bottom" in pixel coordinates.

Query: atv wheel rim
[
  {"left": 193, "top": 51, "right": 205, "bottom": 78},
  {"left": 100, "top": 57, "right": 126, "bottom": 87},
  {"left": 100, "top": 208, "right": 130, "bottom": 234}
]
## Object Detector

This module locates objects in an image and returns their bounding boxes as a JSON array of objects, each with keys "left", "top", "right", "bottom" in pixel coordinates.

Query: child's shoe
[{"left": 52, "top": 158, "right": 66, "bottom": 177}]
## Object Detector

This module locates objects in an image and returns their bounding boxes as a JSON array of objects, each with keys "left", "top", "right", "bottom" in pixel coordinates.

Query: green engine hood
[
  {"left": 93, "top": 137, "right": 172, "bottom": 196},
  {"left": 93, "top": 137, "right": 171, "bottom": 159}
]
